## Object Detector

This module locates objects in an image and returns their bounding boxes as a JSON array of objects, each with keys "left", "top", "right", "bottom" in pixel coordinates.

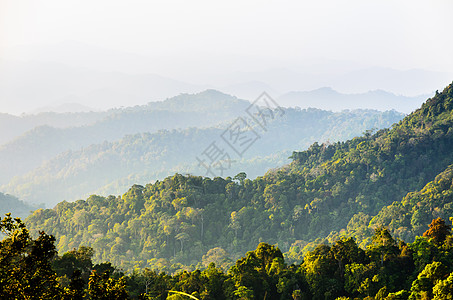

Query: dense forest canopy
[{"left": 4, "top": 214, "right": 453, "bottom": 299}]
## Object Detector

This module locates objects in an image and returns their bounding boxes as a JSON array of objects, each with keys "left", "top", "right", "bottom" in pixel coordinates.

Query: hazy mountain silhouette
[{"left": 278, "top": 87, "right": 428, "bottom": 113}]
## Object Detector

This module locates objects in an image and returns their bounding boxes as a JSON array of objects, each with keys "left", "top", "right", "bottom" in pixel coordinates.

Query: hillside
[
  {"left": 369, "top": 163, "right": 453, "bottom": 242},
  {"left": 0, "top": 90, "right": 251, "bottom": 186},
  {"left": 0, "top": 110, "right": 108, "bottom": 145},
  {"left": 23, "top": 82, "right": 453, "bottom": 272},
  {"left": 3, "top": 108, "right": 403, "bottom": 207},
  {"left": 0, "top": 192, "right": 37, "bottom": 219}
]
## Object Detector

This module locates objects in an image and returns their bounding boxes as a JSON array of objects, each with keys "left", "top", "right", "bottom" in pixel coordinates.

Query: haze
[{"left": 1, "top": 0, "right": 453, "bottom": 114}]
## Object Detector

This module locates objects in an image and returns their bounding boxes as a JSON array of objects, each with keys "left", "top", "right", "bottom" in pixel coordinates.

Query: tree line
[{"left": 3, "top": 213, "right": 453, "bottom": 300}]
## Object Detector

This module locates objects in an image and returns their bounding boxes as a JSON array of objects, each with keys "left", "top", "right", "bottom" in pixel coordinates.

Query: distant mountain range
[
  {"left": 0, "top": 111, "right": 109, "bottom": 145},
  {"left": 0, "top": 90, "right": 404, "bottom": 209},
  {"left": 0, "top": 90, "right": 250, "bottom": 185},
  {"left": 0, "top": 192, "right": 36, "bottom": 219},
  {"left": 30, "top": 103, "right": 97, "bottom": 114},
  {"left": 2, "top": 42, "right": 452, "bottom": 114},
  {"left": 277, "top": 87, "right": 428, "bottom": 113}
]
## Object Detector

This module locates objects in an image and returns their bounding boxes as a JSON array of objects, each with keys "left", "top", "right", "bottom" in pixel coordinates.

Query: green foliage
[
  {"left": 87, "top": 270, "right": 129, "bottom": 299},
  {"left": 11, "top": 82, "right": 453, "bottom": 298},
  {"left": 21, "top": 83, "right": 453, "bottom": 275},
  {"left": 0, "top": 213, "right": 62, "bottom": 299},
  {"left": 433, "top": 272, "right": 453, "bottom": 300},
  {"left": 371, "top": 164, "right": 453, "bottom": 242},
  {"left": 6, "top": 213, "right": 453, "bottom": 299}
]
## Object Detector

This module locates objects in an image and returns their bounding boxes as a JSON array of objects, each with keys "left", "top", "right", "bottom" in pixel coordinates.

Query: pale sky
[{"left": 0, "top": 0, "right": 453, "bottom": 113}]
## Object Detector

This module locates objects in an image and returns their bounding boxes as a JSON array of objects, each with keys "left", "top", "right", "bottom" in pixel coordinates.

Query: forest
[
  {"left": 22, "top": 83, "right": 453, "bottom": 271},
  {"left": 3, "top": 213, "right": 453, "bottom": 299},
  {"left": 2, "top": 82, "right": 453, "bottom": 299},
  {"left": 0, "top": 90, "right": 403, "bottom": 208}
]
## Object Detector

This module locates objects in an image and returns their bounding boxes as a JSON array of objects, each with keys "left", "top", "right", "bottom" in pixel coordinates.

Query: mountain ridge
[
  {"left": 3, "top": 108, "right": 403, "bottom": 207},
  {"left": 23, "top": 82, "right": 453, "bottom": 272}
]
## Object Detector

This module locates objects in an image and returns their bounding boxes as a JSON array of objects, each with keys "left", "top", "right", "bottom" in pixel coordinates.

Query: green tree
[
  {"left": 302, "top": 244, "right": 342, "bottom": 300},
  {"left": 433, "top": 272, "right": 453, "bottom": 300},
  {"left": 0, "top": 213, "right": 63, "bottom": 299},
  {"left": 230, "top": 243, "right": 284, "bottom": 300},
  {"left": 409, "top": 262, "right": 448, "bottom": 300},
  {"left": 53, "top": 245, "right": 94, "bottom": 284},
  {"left": 367, "top": 227, "right": 399, "bottom": 267},
  {"left": 88, "top": 270, "right": 129, "bottom": 300}
]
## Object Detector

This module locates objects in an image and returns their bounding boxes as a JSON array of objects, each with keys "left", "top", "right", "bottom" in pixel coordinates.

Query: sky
[{"left": 1, "top": 0, "right": 453, "bottom": 114}]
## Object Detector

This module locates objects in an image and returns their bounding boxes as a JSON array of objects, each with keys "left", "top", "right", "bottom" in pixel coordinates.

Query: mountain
[
  {"left": 369, "top": 163, "right": 453, "bottom": 242},
  {"left": 0, "top": 90, "right": 250, "bottom": 185},
  {"left": 3, "top": 108, "right": 402, "bottom": 207},
  {"left": 0, "top": 59, "right": 207, "bottom": 114},
  {"left": 0, "top": 192, "right": 37, "bottom": 219},
  {"left": 212, "top": 67, "right": 453, "bottom": 98},
  {"left": 331, "top": 67, "right": 453, "bottom": 96},
  {"left": 0, "top": 111, "right": 109, "bottom": 145},
  {"left": 30, "top": 103, "right": 97, "bottom": 114},
  {"left": 4, "top": 43, "right": 452, "bottom": 116},
  {"left": 278, "top": 87, "right": 428, "bottom": 113},
  {"left": 22, "top": 81, "right": 453, "bottom": 272}
]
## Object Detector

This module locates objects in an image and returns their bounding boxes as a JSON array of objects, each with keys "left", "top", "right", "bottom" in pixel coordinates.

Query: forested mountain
[
  {"left": 0, "top": 90, "right": 250, "bottom": 186},
  {"left": 370, "top": 163, "right": 453, "bottom": 242},
  {"left": 24, "top": 83, "right": 453, "bottom": 275},
  {"left": 2, "top": 108, "right": 402, "bottom": 207},
  {"left": 0, "top": 192, "right": 36, "bottom": 218},
  {"left": 0, "top": 110, "right": 108, "bottom": 145}
]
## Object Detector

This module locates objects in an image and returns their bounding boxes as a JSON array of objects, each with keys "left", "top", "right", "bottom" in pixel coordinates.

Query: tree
[
  {"left": 234, "top": 172, "right": 247, "bottom": 185},
  {"left": 331, "top": 237, "right": 365, "bottom": 274},
  {"left": 202, "top": 247, "right": 232, "bottom": 270},
  {"left": 53, "top": 246, "right": 94, "bottom": 284},
  {"left": 234, "top": 286, "right": 254, "bottom": 300},
  {"left": 433, "top": 272, "right": 453, "bottom": 300},
  {"left": 409, "top": 261, "right": 448, "bottom": 300},
  {"left": 0, "top": 213, "right": 63, "bottom": 299},
  {"left": 302, "top": 244, "right": 342, "bottom": 300},
  {"left": 175, "top": 232, "right": 190, "bottom": 253},
  {"left": 367, "top": 227, "right": 398, "bottom": 267},
  {"left": 423, "top": 218, "right": 452, "bottom": 245},
  {"left": 230, "top": 243, "right": 284, "bottom": 300},
  {"left": 88, "top": 270, "right": 129, "bottom": 300}
]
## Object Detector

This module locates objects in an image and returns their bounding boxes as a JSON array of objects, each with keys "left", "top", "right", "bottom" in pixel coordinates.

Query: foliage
[
  {"left": 6, "top": 82, "right": 453, "bottom": 298},
  {"left": 6, "top": 214, "right": 453, "bottom": 299},
  {"left": 0, "top": 213, "right": 61, "bottom": 298},
  {"left": 20, "top": 83, "right": 453, "bottom": 273},
  {"left": 0, "top": 213, "right": 129, "bottom": 299}
]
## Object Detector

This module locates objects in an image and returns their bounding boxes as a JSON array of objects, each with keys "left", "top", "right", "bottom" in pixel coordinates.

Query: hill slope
[
  {"left": 0, "top": 192, "right": 37, "bottom": 218},
  {"left": 24, "top": 82, "right": 453, "bottom": 271},
  {"left": 369, "top": 163, "right": 453, "bottom": 242},
  {"left": 0, "top": 111, "right": 108, "bottom": 145},
  {"left": 0, "top": 90, "right": 250, "bottom": 185},
  {"left": 5, "top": 108, "right": 403, "bottom": 206}
]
